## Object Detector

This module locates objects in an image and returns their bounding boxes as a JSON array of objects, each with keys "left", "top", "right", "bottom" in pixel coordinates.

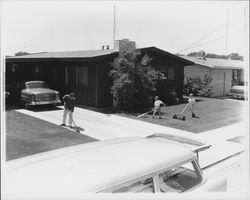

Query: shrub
[
  {"left": 110, "top": 49, "right": 157, "bottom": 111},
  {"left": 184, "top": 74, "right": 214, "bottom": 97}
]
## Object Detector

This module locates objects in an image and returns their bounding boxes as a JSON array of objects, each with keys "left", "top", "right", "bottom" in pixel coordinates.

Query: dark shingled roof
[
  {"left": 7, "top": 49, "right": 117, "bottom": 59},
  {"left": 6, "top": 47, "right": 194, "bottom": 65}
]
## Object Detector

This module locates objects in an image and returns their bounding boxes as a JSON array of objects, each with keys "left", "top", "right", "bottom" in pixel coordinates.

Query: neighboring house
[
  {"left": 181, "top": 55, "right": 245, "bottom": 97},
  {"left": 5, "top": 39, "right": 193, "bottom": 108}
]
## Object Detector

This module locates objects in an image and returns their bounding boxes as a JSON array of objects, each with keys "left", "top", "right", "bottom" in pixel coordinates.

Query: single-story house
[
  {"left": 5, "top": 39, "right": 194, "bottom": 108},
  {"left": 180, "top": 55, "right": 245, "bottom": 97}
]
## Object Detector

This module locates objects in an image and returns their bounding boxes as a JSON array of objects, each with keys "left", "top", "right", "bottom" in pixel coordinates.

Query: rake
[
  {"left": 137, "top": 110, "right": 153, "bottom": 118},
  {"left": 67, "top": 111, "right": 83, "bottom": 133},
  {"left": 70, "top": 115, "right": 81, "bottom": 133}
]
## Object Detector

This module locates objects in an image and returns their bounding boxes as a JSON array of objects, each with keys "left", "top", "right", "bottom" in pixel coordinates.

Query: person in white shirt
[
  {"left": 152, "top": 96, "right": 165, "bottom": 119},
  {"left": 188, "top": 94, "right": 198, "bottom": 118}
]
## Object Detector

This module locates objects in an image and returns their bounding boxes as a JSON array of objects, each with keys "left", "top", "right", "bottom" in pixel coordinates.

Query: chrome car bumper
[
  {"left": 28, "top": 99, "right": 61, "bottom": 105},
  {"left": 228, "top": 93, "right": 245, "bottom": 99}
]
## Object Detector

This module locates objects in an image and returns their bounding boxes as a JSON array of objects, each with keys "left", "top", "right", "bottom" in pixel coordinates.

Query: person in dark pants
[{"left": 61, "top": 92, "right": 76, "bottom": 128}]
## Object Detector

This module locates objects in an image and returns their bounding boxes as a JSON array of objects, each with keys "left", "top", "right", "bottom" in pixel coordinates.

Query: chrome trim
[{"left": 28, "top": 100, "right": 61, "bottom": 105}]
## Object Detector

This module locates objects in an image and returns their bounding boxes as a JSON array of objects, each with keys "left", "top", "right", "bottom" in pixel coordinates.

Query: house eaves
[
  {"left": 180, "top": 55, "right": 245, "bottom": 70},
  {"left": 6, "top": 47, "right": 197, "bottom": 66},
  {"left": 139, "top": 47, "right": 195, "bottom": 65},
  {"left": 6, "top": 50, "right": 118, "bottom": 63}
]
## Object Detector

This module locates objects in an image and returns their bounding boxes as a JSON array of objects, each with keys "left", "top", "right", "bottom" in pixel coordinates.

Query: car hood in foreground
[{"left": 2, "top": 137, "right": 194, "bottom": 196}]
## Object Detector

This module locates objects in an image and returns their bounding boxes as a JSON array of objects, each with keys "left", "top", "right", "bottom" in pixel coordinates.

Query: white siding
[
  {"left": 211, "top": 69, "right": 232, "bottom": 96},
  {"left": 184, "top": 65, "right": 232, "bottom": 97},
  {"left": 185, "top": 65, "right": 211, "bottom": 78}
]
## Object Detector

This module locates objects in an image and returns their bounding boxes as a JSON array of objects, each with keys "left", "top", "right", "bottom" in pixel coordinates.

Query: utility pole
[
  {"left": 113, "top": 5, "right": 116, "bottom": 49},
  {"left": 225, "top": 9, "right": 229, "bottom": 56}
]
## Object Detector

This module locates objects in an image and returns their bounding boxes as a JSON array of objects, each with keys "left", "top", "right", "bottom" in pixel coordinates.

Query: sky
[{"left": 1, "top": 1, "right": 249, "bottom": 58}]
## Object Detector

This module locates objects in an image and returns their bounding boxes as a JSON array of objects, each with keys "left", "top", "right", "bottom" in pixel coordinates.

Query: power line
[
  {"left": 176, "top": 25, "right": 225, "bottom": 54},
  {"left": 187, "top": 35, "right": 228, "bottom": 50},
  {"left": 212, "top": 40, "right": 228, "bottom": 54},
  {"left": 113, "top": 5, "right": 116, "bottom": 49}
]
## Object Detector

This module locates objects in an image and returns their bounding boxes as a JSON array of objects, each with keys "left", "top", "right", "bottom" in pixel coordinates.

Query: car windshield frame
[
  {"left": 101, "top": 157, "right": 204, "bottom": 193},
  {"left": 157, "top": 159, "right": 203, "bottom": 193},
  {"left": 25, "top": 82, "right": 48, "bottom": 89},
  {"left": 101, "top": 172, "right": 157, "bottom": 193}
]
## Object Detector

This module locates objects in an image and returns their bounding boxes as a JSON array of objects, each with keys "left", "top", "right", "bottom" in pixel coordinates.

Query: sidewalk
[{"left": 197, "top": 122, "right": 248, "bottom": 143}]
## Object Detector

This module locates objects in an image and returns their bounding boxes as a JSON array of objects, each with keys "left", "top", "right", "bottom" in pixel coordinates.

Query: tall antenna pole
[
  {"left": 244, "top": 7, "right": 247, "bottom": 38},
  {"left": 225, "top": 8, "right": 229, "bottom": 56},
  {"left": 113, "top": 5, "right": 116, "bottom": 49}
]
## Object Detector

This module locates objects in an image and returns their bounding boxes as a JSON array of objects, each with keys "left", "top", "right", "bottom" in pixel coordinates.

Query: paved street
[{"left": 17, "top": 105, "right": 248, "bottom": 143}]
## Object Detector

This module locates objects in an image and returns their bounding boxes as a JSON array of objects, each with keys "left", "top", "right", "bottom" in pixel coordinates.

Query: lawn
[
  {"left": 118, "top": 97, "right": 246, "bottom": 133},
  {"left": 5, "top": 110, "right": 97, "bottom": 161},
  {"left": 5, "top": 97, "right": 246, "bottom": 160}
]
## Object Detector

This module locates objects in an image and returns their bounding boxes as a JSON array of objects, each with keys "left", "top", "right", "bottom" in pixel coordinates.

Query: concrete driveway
[
  {"left": 17, "top": 106, "right": 193, "bottom": 140},
  {"left": 16, "top": 105, "right": 248, "bottom": 142}
]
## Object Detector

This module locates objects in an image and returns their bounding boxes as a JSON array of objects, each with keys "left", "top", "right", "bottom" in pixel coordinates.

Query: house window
[
  {"left": 157, "top": 71, "right": 166, "bottom": 80},
  {"left": 35, "top": 66, "right": 40, "bottom": 73},
  {"left": 156, "top": 68, "right": 175, "bottom": 80},
  {"left": 76, "top": 67, "right": 79, "bottom": 86},
  {"left": 65, "top": 66, "right": 68, "bottom": 86},
  {"left": 232, "top": 69, "right": 242, "bottom": 86},
  {"left": 12, "top": 64, "right": 18, "bottom": 72},
  {"left": 79, "top": 67, "right": 88, "bottom": 87},
  {"left": 168, "top": 68, "right": 175, "bottom": 80}
]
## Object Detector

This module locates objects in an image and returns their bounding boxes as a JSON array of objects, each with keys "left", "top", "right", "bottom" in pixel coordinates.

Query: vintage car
[
  {"left": 228, "top": 85, "right": 248, "bottom": 100},
  {"left": 2, "top": 134, "right": 245, "bottom": 198},
  {"left": 21, "top": 81, "right": 61, "bottom": 109}
]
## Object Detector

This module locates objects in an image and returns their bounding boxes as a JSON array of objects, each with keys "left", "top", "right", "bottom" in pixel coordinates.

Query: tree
[
  {"left": 187, "top": 52, "right": 199, "bottom": 57},
  {"left": 15, "top": 51, "right": 29, "bottom": 56},
  {"left": 205, "top": 53, "right": 227, "bottom": 59},
  {"left": 110, "top": 49, "right": 157, "bottom": 111},
  {"left": 227, "top": 53, "right": 243, "bottom": 61},
  {"left": 187, "top": 51, "right": 243, "bottom": 60}
]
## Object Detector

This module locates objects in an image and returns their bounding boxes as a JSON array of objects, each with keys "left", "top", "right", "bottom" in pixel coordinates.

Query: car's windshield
[
  {"left": 158, "top": 160, "right": 202, "bottom": 193},
  {"left": 26, "top": 82, "right": 48, "bottom": 89}
]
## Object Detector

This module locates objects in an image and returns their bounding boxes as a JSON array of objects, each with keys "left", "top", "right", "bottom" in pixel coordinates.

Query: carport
[{"left": 5, "top": 50, "right": 117, "bottom": 108}]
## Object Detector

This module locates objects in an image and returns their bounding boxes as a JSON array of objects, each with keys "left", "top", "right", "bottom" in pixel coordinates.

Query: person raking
[
  {"left": 152, "top": 96, "right": 165, "bottom": 119},
  {"left": 61, "top": 92, "right": 76, "bottom": 128}
]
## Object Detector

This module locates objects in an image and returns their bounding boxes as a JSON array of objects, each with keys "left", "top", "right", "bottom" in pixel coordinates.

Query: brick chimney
[{"left": 114, "top": 39, "right": 136, "bottom": 53}]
